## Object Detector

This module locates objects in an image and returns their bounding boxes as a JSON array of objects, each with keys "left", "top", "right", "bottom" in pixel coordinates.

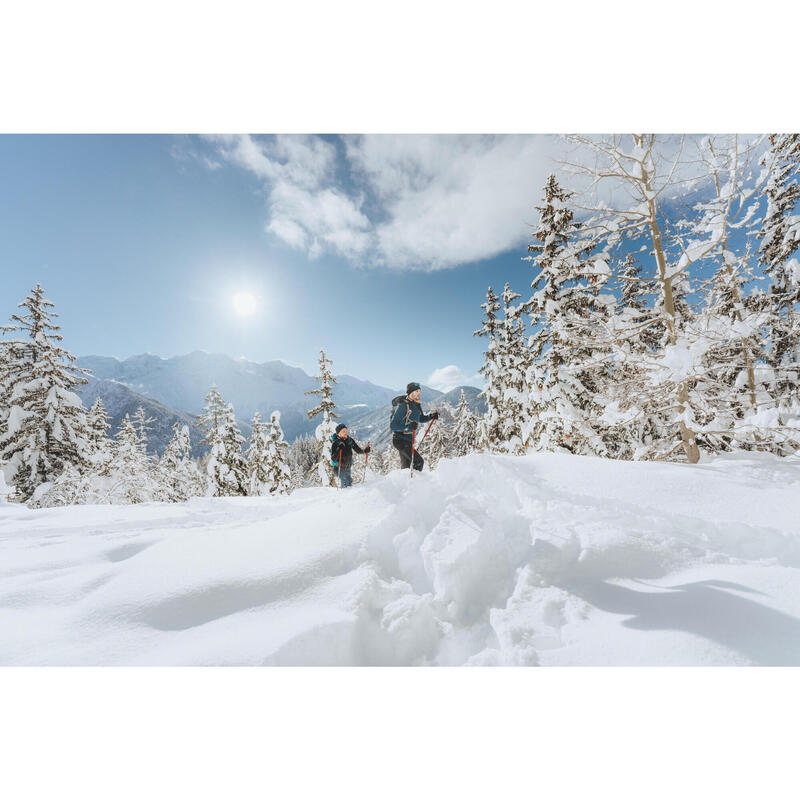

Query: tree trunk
[{"left": 635, "top": 134, "right": 700, "bottom": 464}]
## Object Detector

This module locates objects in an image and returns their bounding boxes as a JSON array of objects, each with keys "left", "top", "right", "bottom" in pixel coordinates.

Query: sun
[{"left": 231, "top": 291, "right": 257, "bottom": 317}]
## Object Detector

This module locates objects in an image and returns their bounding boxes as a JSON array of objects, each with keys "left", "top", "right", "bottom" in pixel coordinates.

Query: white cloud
[
  {"left": 197, "top": 134, "right": 567, "bottom": 271},
  {"left": 427, "top": 365, "right": 483, "bottom": 392}
]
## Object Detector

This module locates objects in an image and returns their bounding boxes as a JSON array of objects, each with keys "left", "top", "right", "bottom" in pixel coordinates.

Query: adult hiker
[
  {"left": 389, "top": 382, "right": 440, "bottom": 472},
  {"left": 330, "top": 423, "right": 370, "bottom": 488}
]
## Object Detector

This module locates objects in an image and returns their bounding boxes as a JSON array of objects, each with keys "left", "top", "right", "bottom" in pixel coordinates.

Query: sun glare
[{"left": 232, "top": 291, "right": 257, "bottom": 317}]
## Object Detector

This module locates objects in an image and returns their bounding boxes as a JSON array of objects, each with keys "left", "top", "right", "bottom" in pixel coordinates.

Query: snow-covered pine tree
[
  {"left": 498, "top": 284, "right": 534, "bottom": 454},
  {"left": 107, "top": 414, "right": 154, "bottom": 503},
  {"left": 264, "top": 411, "right": 292, "bottom": 495},
  {"left": 600, "top": 254, "right": 668, "bottom": 459},
  {"left": 0, "top": 456, "right": 14, "bottom": 502},
  {"left": 197, "top": 385, "right": 227, "bottom": 449},
  {"left": 452, "top": 389, "right": 479, "bottom": 457},
  {"left": 197, "top": 387, "right": 247, "bottom": 496},
  {"left": 0, "top": 336, "right": 13, "bottom": 436},
  {"left": 290, "top": 461, "right": 306, "bottom": 491},
  {"left": 86, "top": 397, "right": 112, "bottom": 467},
  {"left": 422, "top": 414, "right": 451, "bottom": 469},
  {"left": 365, "top": 447, "right": 384, "bottom": 476},
  {"left": 523, "top": 175, "right": 608, "bottom": 457},
  {"left": 0, "top": 284, "right": 92, "bottom": 499},
  {"left": 158, "top": 422, "right": 201, "bottom": 501},
  {"left": 305, "top": 349, "right": 339, "bottom": 487},
  {"left": 213, "top": 403, "right": 247, "bottom": 497},
  {"left": 382, "top": 441, "right": 401, "bottom": 474},
  {"left": 245, "top": 412, "right": 270, "bottom": 496},
  {"left": 246, "top": 411, "right": 291, "bottom": 496},
  {"left": 758, "top": 134, "right": 800, "bottom": 278},
  {"left": 757, "top": 134, "right": 800, "bottom": 449},
  {"left": 133, "top": 406, "right": 155, "bottom": 455},
  {"left": 473, "top": 287, "right": 504, "bottom": 450},
  {"left": 288, "top": 433, "right": 318, "bottom": 489}
]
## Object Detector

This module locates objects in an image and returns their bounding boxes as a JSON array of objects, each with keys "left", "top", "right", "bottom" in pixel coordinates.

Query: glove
[
  {"left": 430, "top": 411, "right": 440, "bottom": 420},
  {"left": 365, "top": 445, "right": 371, "bottom": 454},
  {"left": 408, "top": 420, "right": 419, "bottom": 431}
]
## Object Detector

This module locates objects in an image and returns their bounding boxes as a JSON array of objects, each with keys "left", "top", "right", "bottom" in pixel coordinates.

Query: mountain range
[{"left": 75, "top": 352, "right": 483, "bottom": 455}]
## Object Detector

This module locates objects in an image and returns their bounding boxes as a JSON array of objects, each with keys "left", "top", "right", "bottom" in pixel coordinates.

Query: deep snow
[{"left": 2, "top": 452, "right": 800, "bottom": 666}]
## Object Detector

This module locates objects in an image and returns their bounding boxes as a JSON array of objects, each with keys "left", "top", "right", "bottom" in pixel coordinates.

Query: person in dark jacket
[
  {"left": 331, "top": 423, "right": 370, "bottom": 488},
  {"left": 389, "top": 382, "right": 440, "bottom": 472}
]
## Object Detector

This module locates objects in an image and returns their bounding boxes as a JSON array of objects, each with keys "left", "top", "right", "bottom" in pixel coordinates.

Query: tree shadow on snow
[{"left": 558, "top": 577, "right": 800, "bottom": 666}]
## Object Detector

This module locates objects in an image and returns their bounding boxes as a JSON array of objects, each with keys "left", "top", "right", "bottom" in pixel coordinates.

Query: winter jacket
[
  {"left": 390, "top": 396, "right": 434, "bottom": 442},
  {"left": 330, "top": 435, "right": 365, "bottom": 469}
]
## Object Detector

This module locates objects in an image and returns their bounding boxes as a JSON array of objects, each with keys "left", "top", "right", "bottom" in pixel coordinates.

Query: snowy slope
[{"left": 2, "top": 452, "right": 800, "bottom": 666}]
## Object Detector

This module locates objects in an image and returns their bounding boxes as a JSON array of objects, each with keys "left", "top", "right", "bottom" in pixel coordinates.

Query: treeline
[
  {"left": 0, "top": 287, "right": 478, "bottom": 507},
  {"left": 474, "top": 134, "right": 800, "bottom": 462}
]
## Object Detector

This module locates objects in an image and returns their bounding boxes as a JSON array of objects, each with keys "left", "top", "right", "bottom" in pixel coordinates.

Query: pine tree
[
  {"left": 473, "top": 287, "right": 504, "bottom": 449},
  {"left": 0, "top": 456, "right": 14, "bottom": 502},
  {"left": 0, "top": 337, "right": 14, "bottom": 435},
  {"left": 601, "top": 254, "right": 667, "bottom": 459},
  {"left": 197, "top": 385, "right": 228, "bottom": 450},
  {"left": 133, "top": 406, "right": 155, "bottom": 455},
  {"left": 305, "top": 349, "right": 339, "bottom": 487},
  {"left": 245, "top": 412, "right": 269, "bottom": 495},
  {"left": 523, "top": 175, "right": 608, "bottom": 457},
  {"left": 0, "top": 284, "right": 92, "bottom": 498},
  {"left": 497, "top": 284, "right": 534, "bottom": 454},
  {"left": 452, "top": 390, "right": 479, "bottom": 457},
  {"left": 198, "top": 387, "right": 246, "bottom": 496},
  {"left": 158, "top": 423, "right": 201, "bottom": 501},
  {"left": 758, "top": 134, "right": 800, "bottom": 275},
  {"left": 87, "top": 397, "right": 112, "bottom": 466},
  {"left": 108, "top": 414, "right": 153, "bottom": 503},
  {"left": 422, "top": 415, "right": 451, "bottom": 469},
  {"left": 382, "top": 442, "right": 402, "bottom": 474},
  {"left": 212, "top": 404, "right": 247, "bottom": 496},
  {"left": 758, "top": 134, "right": 800, "bottom": 448},
  {"left": 288, "top": 433, "right": 318, "bottom": 488},
  {"left": 264, "top": 411, "right": 292, "bottom": 495}
]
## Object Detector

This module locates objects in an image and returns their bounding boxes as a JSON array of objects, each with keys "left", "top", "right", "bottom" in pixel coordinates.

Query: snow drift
[{"left": 2, "top": 452, "right": 800, "bottom": 666}]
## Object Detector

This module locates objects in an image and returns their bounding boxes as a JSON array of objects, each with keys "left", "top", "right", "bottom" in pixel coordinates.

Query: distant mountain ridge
[
  {"left": 75, "top": 351, "right": 480, "bottom": 449},
  {"left": 78, "top": 376, "right": 207, "bottom": 456}
]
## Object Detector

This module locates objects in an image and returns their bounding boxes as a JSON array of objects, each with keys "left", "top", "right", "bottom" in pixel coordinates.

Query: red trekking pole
[
  {"left": 410, "top": 427, "right": 416, "bottom": 479},
  {"left": 418, "top": 418, "right": 436, "bottom": 446},
  {"left": 363, "top": 440, "right": 370, "bottom": 483}
]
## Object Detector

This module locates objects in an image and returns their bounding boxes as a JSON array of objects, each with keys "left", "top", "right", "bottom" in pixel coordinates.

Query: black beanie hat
[
  {"left": 406, "top": 381, "right": 421, "bottom": 395},
  {"left": 335, "top": 423, "right": 347, "bottom": 433}
]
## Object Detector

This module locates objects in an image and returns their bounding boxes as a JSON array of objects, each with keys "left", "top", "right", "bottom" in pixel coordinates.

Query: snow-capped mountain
[
  {"left": 79, "top": 375, "right": 207, "bottom": 456},
  {"left": 75, "top": 352, "right": 475, "bottom": 446}
]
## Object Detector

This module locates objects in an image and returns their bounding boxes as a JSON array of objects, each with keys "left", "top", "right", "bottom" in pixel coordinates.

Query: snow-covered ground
[{"left": 2, "top": 452, "right": 800, "bottom": 666}]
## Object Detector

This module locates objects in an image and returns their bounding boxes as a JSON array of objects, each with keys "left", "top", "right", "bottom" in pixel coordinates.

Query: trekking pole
[
  {"left": 418, "top": 418, "right": 436, "bottom": 447},
  {"left": 337, "top": 444, "right": 342, "bottom": 490},
  {"left": 410, "top": 427, "right": 416, "bottom": 479},
  {"left": 363, "top": 440, "right": 370, "bottom": 483}
]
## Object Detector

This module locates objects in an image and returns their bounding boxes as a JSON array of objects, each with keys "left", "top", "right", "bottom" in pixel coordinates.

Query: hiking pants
[
  {"left": 338, "top": 466, "right": 353, "bottom": 488},
  {"left": 392, "top": 435, "right": 424, "bottom": 472}
]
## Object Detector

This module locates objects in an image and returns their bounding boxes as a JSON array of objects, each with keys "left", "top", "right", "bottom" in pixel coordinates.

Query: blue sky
[{"left": 0, "top": 134, "right": 565, "bottom": 391}]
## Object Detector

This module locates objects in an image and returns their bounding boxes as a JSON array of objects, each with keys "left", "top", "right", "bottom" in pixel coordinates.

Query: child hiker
[{"left": 330, "top": 423, "right": 370, "bottom": 488}]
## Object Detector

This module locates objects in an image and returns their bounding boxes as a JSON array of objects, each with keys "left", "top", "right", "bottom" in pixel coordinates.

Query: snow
[{"left": 2, "top": 451, "right": 800, "bottom": 666}]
